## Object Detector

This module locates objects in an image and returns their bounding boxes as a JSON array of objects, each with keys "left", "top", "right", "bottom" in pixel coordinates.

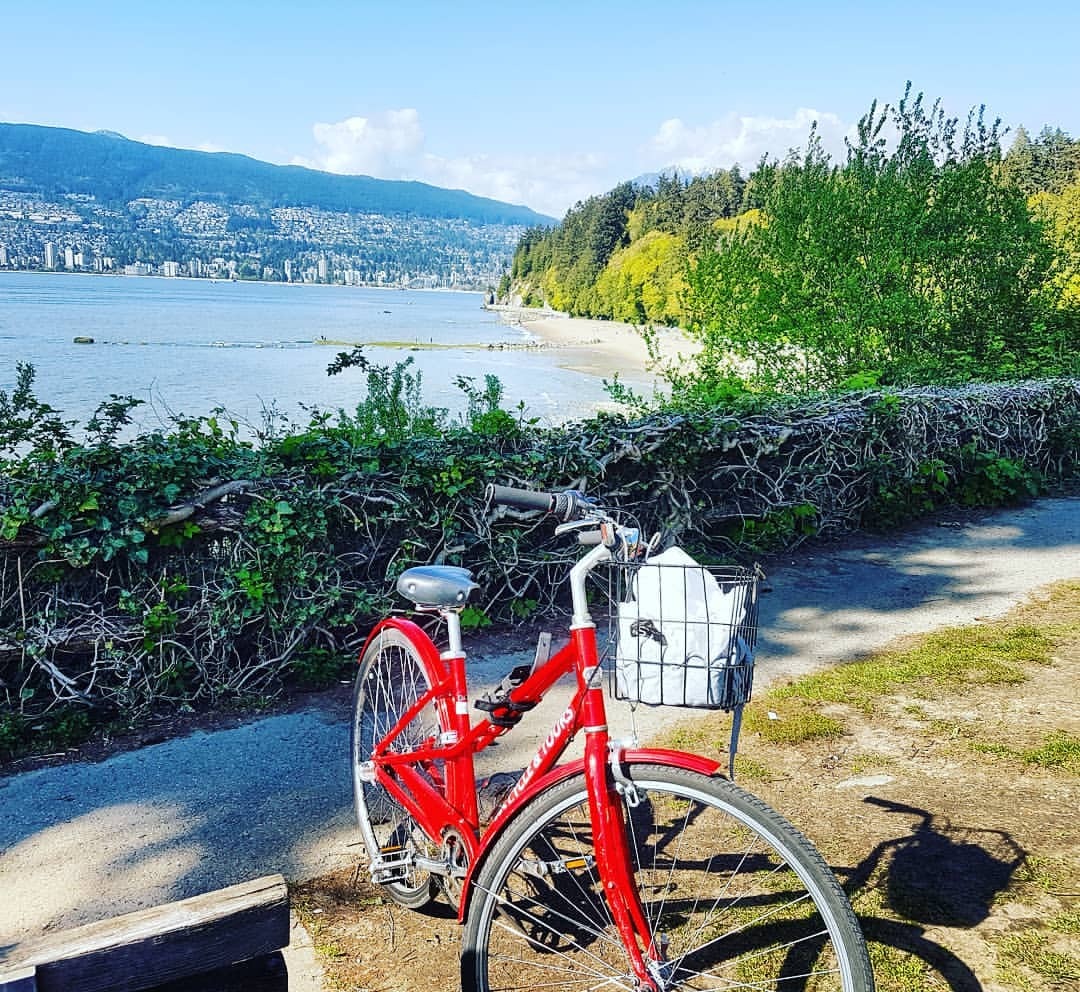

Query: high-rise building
[
  {"left": 317, "top": 256, "right": 328, "bottom": 282},
  {"left": 284, "top": 259, "right": 293, "bottom": 282},
  {"left": 64, "top": 247, "right": 75, "bottom": 270},
  {"left": 0, "top": 244, "right": 8, "bottom": 266},
  {"left": 44, "top": 243, "right": 57, "bottom": 269}
]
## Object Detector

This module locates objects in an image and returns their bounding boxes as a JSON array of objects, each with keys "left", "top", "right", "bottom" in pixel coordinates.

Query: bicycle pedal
[
  {"left": 473, "top": 698, "right": 525, "bottom": 728},
  {"left": 371, "top": 847, "right": 412, "bottom": 883},
  {"left": 474, "top": 665, "right": 538, "bottom": 727},
  {"left": 518, "top": 853, "right": 596, "bottom": 878},
  {"left": 501, "top": 664, "right": 533, "bottom": 690}
]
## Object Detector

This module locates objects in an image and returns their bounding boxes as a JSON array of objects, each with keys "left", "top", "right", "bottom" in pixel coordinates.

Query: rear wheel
[
  {"left": 462, "top": 762, "right": 874, "bottom": 991},
  {"left": 351, "top": 626, "right": 445, "bottom": 909}
]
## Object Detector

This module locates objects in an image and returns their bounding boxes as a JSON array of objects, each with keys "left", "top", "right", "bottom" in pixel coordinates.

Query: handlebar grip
[
  {"left": 486, "top": 484, "right": 555, "bottom": 514},
  {"left": 486, "top": 484, "right": 591, "bottom": 522}
]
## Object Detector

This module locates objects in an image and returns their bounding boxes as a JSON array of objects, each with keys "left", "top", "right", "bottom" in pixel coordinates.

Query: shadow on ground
[{"left": 851, "top": 797, "right": 1027, "bottom": 992}]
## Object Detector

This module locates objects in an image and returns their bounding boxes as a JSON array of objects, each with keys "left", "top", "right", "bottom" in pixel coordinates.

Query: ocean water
[{"left": 0, "top": 272, "right": 635, "bottom": 433}]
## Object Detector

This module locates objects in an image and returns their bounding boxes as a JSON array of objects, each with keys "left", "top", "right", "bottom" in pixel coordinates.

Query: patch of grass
[
  {"left": 867, "top": 941, "right": 940, "bottom": 992},
  {"left": 1050, "top": 908, "right": 1080, "bottom": 935},
  {"left": 292, "top": 893, "right": 349, "bottom": 962},
  {"left": 1012, "top": 856, "right": 1077, "bottom": 896},
  {"left": 742, "top": 702, "right": 845, "bottom": 744},
  {"left": 732, "top": 755, "right": 776, "bottom": 783},
  {"left": 848, "top": 752, "right": 895, "bottom": 775},
  {"left": 1014, "top": 579, "right": 1080, "bottom": 634},
  {"left": 771, "top": 623, "right": 1050, "bottom": 714},
  {"left": 969, "top": 740, "right": 1017, "bottom": 759},
  {"left": 657, "top": 721, "right": 725, "bottom": 753},
  {"left": 653, "top": 714, "right": 766, "bottom": 768},
  {"left": 968, "top": 731, "right": 1080, "bottom": 774},
  {"left": 1022, "top": 731, "right": 1080, "bottom": 773},
  {"left": 744, "top": 584, "right": 1079, "bottom": 745},
  {"left": 995, "top": 929, "right": 1080, "bottom": 989}
]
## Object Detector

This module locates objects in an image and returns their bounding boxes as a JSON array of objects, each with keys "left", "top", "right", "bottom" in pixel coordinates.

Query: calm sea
[{"left": 0, "top": 272, "right": 636, "bottom": 434}]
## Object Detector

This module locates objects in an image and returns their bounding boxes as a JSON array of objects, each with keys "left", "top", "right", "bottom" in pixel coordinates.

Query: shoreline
[{"left": 490, "top": 305, "right": 701, "bottom": 379}]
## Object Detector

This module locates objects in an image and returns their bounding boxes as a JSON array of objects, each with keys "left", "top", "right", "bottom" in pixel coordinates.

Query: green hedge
[{"left": 1, "top": 376, "right": 1077, "bottom": 756}]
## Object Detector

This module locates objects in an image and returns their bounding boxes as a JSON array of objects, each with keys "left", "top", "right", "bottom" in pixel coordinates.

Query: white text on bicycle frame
[{"left": 498, "top": 705, "right": 577, "bottom": 814}]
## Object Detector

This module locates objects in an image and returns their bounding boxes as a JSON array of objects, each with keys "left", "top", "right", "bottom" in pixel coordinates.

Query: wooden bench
[{"left": 0, "top": 875, "right": 290, "bottom": 992}]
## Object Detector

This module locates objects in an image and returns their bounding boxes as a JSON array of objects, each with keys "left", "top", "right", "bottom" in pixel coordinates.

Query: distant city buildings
[{"left": 0, "top": 189, "right": 523, "bottom": 289}]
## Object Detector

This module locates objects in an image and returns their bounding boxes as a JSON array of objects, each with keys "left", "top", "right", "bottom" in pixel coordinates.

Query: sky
[{"left": 2, "top": 1, "right": 1078, "bottom": 219}]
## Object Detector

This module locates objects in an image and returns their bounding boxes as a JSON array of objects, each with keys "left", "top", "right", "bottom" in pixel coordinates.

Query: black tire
[
  {"left": 351, "top": 627, "right": 444, "bottom": 909},
  {"left": 462, "top": 762, "right": 874, "bottom": 991}
]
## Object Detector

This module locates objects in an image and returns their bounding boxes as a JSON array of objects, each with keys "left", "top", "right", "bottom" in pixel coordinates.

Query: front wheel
[
  {"left": 351, "top": 626, "right": 444, "bottom": 909},
  {"left": 462, "top": 762, "right": 874, "bottom": 991}
]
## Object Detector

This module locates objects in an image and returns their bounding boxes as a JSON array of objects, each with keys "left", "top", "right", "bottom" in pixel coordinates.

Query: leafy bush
[
  {"left": 1, "top": 364, "right": 1075, "bottom": 756},
  {"left": 957, "top": 446, "right": 1043, "bottom": 506}
]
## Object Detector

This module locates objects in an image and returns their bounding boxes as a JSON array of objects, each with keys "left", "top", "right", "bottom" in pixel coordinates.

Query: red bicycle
[{"left": 351, "top": 485, "right": 874, "bottom": 991}]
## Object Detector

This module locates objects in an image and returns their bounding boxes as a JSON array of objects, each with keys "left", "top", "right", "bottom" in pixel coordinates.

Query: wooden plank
[
  {"left": 149, "top": 952, "right": 287, "bottom": 992},
  {"left": 7, "top": 875, "right": 289, "bottom": 992},
  {"left": 0, "top": 964, "right": 37, "bottom": 992}
]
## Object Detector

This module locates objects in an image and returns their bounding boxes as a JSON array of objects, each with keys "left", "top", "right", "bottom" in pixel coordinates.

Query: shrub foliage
[{"left": 1, "top": 359, "right": 1076, "bottom": 755}]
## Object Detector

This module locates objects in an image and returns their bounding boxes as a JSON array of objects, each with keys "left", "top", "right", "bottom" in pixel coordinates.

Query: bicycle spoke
[
  {"left": 553, "top": 805, "right": 618, "bottom": 935},
  {"left": 352, "top": 629, "right": 443, "bottom": 909},
  {"left": 480, "top": 876, "right": 629, "bottom": 964},
  {"left": 465, "top": 766, "right": 871, "bottom": 991}
]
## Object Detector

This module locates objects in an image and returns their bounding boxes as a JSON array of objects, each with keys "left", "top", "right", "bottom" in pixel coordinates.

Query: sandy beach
[{"left": 490, "top": 306, "right": 701, "bottom": 382}]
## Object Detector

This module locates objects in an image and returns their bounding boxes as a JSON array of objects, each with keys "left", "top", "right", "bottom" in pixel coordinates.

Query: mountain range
[
  {"left": 0, "top": 122, "right": 554, "bottom": 226},
  {"left": 0, "top": 123, "right": 555, "bottom": 287}
]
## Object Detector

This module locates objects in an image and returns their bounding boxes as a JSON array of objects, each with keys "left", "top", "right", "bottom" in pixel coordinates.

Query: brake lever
[{"left": 553, "top": 519, "right": 599, "bottom": 537}]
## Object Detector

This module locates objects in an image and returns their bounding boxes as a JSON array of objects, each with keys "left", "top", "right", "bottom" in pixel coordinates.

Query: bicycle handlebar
[{"left": 485, "top": 484, "right": 592, "bottom": 523}]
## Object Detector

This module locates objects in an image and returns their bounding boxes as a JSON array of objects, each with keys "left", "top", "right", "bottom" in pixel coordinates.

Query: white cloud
[
  {"left": 293, "top": 105, "right": 860, "bottom": 218},
  {"left": 297, "top": 109, "right": 611, "bottom": 218},
  {"left": 303, "top": 109, "right": 425, "bottom": 177},
  {"left": 645, "top": 108, "right": 854, "bottom": 174}
]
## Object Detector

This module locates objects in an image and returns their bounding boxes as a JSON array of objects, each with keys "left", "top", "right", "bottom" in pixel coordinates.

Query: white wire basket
[{"left": 599, "top": 552, "right": 760, "bottom": 711}]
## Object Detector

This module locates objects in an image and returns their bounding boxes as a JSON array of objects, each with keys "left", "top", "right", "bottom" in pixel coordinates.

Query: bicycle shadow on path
[{"left": 846, "top": 797, "right": 1027, "bottom": 992}]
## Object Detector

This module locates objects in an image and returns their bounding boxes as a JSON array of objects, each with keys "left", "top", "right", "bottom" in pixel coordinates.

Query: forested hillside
[{"left": 507, "top": 87, "right": 1080, "bottom": 393}]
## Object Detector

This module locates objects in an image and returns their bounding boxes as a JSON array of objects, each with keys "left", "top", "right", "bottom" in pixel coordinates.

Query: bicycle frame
[{"left": 360, "top": 598, "right": 723, "bottom": 989}]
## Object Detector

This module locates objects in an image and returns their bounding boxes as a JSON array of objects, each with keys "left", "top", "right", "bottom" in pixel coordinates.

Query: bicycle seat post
[
  {"left": 441, "top": 607, "right": 465, "bottom": 662},
  {"left": 438, "top": 605, "right": 480, "bottom": 828}
]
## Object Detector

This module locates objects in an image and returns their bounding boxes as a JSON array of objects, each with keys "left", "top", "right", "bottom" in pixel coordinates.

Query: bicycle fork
[{"left": 581, "top": 682, "right": 668, "bottom": 990}]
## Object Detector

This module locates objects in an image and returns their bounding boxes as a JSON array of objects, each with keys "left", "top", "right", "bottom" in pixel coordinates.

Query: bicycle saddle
[{"left": 397, "top": 566, "right": 479, "bottom": 608}]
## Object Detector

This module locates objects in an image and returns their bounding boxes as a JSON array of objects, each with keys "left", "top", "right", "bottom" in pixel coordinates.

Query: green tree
[
  {"left": 686, "top": 86, "right": 1058, "bottom": 391},
  {"left": 1001, "top": 125, "right": 1037, "bottom": 195}
]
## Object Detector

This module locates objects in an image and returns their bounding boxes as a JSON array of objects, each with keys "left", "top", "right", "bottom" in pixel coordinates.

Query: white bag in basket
[{"left": 616, "top": 547, "right": 742, "bottom": 706}]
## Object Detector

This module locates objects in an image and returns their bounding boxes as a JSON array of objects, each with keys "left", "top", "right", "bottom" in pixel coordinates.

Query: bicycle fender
[
  {"left": 457, "top": 747, "right": 723, "bottom": 922},
  {"left": 358, "top": 616, "right": 443, "bottom": 672}
]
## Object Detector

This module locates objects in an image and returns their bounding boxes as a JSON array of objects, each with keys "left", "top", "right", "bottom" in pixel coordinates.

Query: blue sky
[{"left": 3, "top": 1, "right": 1077, "bottom": 217}]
